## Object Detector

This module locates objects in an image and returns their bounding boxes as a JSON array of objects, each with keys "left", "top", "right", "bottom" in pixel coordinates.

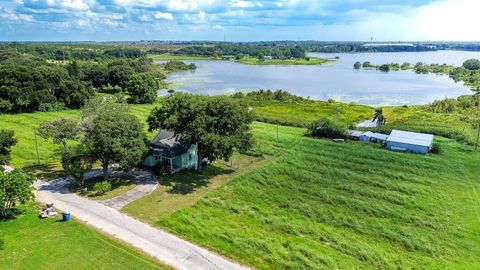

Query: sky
[{"left": 0, "top": 0, "right": 479, "bottom": 41}]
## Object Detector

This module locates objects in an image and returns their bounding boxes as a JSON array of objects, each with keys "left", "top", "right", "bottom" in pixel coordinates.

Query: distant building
[
  {"left": 386, "top": 130, "right": 433, "bottom": 154},
  {"left": 143, "top": 130, "right": 198, "bottom": 173}
]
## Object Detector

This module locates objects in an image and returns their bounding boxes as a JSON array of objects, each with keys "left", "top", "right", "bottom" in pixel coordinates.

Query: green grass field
[
  {"left": 2, "top": 98, "right": 480, "bottom": 269},
  {"left": 123, "top": 153, "right": 272, "bottom": 223},
  {"left": 252, "top": 100, "right": 478, "bottom": 144},
  {"left": 252, "top": 99, "right": 374, "bottom": 127},
  {"left": 0, "top": 203, "right": 170, "bottom": 270},
  {"left": 127, "top": 122, "right": 480, "bottom": 269},
  {"left": 80, "top": 175, "right": 136, "bottom": 200},
  {"left": 0, "top": 101, "right": 159, "bottom": 170}
]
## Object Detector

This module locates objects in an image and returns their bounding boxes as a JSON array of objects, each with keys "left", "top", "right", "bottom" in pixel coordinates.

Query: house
[
  {"left": 386, "top": 130, "right": 433, "bottom": 154},
  {"left": 143, "top": 130, "right": 198, "bottom": 173}
]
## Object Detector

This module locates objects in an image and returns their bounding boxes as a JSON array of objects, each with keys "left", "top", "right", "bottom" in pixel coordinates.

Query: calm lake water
[{"left": 160, "top": 51, "right": 480, "bottom": 106}]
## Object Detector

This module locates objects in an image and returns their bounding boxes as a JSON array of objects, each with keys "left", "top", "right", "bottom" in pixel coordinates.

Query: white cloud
[
  {"left": 2, "top": 0, "right": 480, "bottom": 41},
  {"left": 154, "top": 11, "right": 174, "bottom": 20},
  {"left": 43, "top": 0, "right": 91, "bottom": 11},
  {"left": 414, "top": 0, "right": 480, "bottom": 41},
  {"left": 76, "top": 18, "right": 90, "bottom": 28},
  {"left": 229, "top": 0, "right": 252, "bottom": 8},
  {"left": 198, "top": 11, "right": 206, "bottom": 20},
  {"left": 0, "top": 8, "right": 33, "bottom": 22},
  {"left": 303, "top": 0, "right": 480, "bottom": 41},
  {"left": 138, "top": 14, "right": 151, "bottom": 21},
  {"left": 167, "top": 0, "right": 197, "bottom": 11}
]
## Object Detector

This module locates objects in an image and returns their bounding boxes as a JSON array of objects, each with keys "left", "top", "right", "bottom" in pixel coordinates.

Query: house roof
[
  {"left": 386, "top": 130, "right": 433, "bottom": 147},
  {"left": 362, "top": 131, "right": 374, "bottom": 137},
  {"left": 371, "top": 133, "right": 389, "bottom": 141},
  {"left": 151, "top": 130, "right": 192, "bottom": 158},
  {"left": 361, "top": 131, "right": 388, "bottom": 141}
]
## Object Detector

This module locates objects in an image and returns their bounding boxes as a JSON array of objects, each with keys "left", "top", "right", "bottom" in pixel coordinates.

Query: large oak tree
[
  {"left": 147, "top": 93, "right": 254, "bottom": 171},
  {"left": 83, "top": 100, "right": 148, "bottom": 180}
]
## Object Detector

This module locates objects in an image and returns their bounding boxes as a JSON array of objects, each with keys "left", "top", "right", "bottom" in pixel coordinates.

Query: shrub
[
  {"left": 153, "top": 162, "right": 168, "bottom": 176},
  {"left": 430, "top": 142, "right": 442, "bottom": 154},
  {"left": 93, "top": 181, "right": 111, "bottom": 195},
  {"left": 38, "top": 102, "right": 66, "bottom": 112},
  {"left": 308, "top": 119, "right": 347, "bottom": 139}
]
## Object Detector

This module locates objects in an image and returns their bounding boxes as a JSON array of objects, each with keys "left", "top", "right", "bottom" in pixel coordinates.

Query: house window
[{"left": 189, "top": 154, "right": 192, "bottom": 161}]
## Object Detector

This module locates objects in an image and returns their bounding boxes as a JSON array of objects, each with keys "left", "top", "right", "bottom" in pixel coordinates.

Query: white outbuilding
[{"left": 386, "top": 130, "right": 434, "bottom": 154}]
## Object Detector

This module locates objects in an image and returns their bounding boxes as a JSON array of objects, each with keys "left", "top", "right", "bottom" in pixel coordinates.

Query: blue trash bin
[{"left": 62, "top": 212, "right": 70, "bottom": 222}]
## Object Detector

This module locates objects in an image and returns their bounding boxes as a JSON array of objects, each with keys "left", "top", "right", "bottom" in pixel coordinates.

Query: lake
[{"left": 160, "top": 51, "right": 480, "bottom": 106}]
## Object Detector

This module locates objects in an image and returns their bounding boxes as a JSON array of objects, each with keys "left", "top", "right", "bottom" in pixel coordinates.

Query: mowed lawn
[
  {"left": 142, "top": 122, "right": 480, "bottom": 269},
  {"left": 0, "top": 102, "right": 159, "bottom": 169},
  {"left": 0, "top": 204, "right": 170, "bottom": 270}
]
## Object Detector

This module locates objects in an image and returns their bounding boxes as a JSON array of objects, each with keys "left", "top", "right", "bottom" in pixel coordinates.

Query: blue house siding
[
  {"left": 143, "top": 143, "right": 198, "bottom": 173},
  {"left": 143, "top": 129, "right": 199, "bottom": 173},
  {"left": 359, "top": 135, "right": 370, "bottom": 142},
  {"left": 386, "top": 141, "right": 429, "bottom": 154}
]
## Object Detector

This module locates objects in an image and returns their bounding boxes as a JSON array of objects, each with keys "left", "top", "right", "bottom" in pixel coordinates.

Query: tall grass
[
  {"left": 253, "top": 101, "right": 478, "bottom": 144},
  {"left": 155, "top": 122, "right": 480, "bottom": 269}
]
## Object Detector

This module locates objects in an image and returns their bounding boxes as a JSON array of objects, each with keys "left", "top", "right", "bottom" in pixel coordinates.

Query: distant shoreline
[{"left": 148, "top": 54, "right": 332, "bottom": 66}]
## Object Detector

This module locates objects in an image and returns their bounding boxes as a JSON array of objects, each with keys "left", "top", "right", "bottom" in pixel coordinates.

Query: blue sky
[{"left": 0, "top": 0, "right": 479, "bottom": 41}]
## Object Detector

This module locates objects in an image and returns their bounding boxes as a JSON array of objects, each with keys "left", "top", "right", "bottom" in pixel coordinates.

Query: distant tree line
[
  {"left": 353, "top": 59, "right": 480, "bottom": 91},
  {"left": 173, "top": 44, "right": 306, "bottom": 59},
  {"left": 231, "top": 89, "right": 305, "bottom": 102},
  {"left": 161, "top": 61, "right": 196, "bottom": 71},
  {"left": 0, "top": 43, "right": 146, "bottom": 61},
  {"left": 0, "top": 46, "right": 198, "bottom": 113}
]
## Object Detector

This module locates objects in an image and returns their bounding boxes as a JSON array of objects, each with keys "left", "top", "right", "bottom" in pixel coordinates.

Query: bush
[
  {"left": 153, "top": 162, "right": 168, "bottom": 176},
  {"left": 430, "top": 142, "right": 442, "bottom": 154},
  {"left": 38, "top": 102, "right": 66, "bottom": 112},
  {"left": 93, "top": 181, "right": 111, "bottom": 195},
  {"left": 308, "top": 119, "right": 347, "bottom": 139}
]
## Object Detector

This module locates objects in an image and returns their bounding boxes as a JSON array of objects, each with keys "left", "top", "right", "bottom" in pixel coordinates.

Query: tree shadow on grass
[
  {"left": 84, "top": 175, "right": 135, "bottom": 198},
  {"left": 23, "top": 164, "right": 66, "bottom": 181},
  {"left": 0, "top": 208, "right": 24, "bottom": 222},
  {"left": 161, "top": 165, "right": 234, "bottom": 195}
]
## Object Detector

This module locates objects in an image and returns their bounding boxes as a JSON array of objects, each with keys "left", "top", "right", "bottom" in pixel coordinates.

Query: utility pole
[
  {"left": 34, "top": 131, "right": 40, "bottom": 165},
  {"left": 476, "top": 124, "right": 480, "bottom": 151},
  {"left": 476, "top": 90, "right": 480, "bottom": 150},
  {"left": 276, "top": 124, "right": 279, "bottom": 143}
]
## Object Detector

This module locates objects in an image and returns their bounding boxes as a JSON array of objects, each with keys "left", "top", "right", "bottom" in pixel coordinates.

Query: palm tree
[{"left": 372, "top": 108, "right": 386, "bottom": 126}]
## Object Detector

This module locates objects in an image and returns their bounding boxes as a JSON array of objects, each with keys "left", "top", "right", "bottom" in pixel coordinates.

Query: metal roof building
[
  {"left": 386, "top": 130, "right": 434, "bottom": 154},
  {"left": 360, "top": 131, "right": 389, "bottom": 142}
]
